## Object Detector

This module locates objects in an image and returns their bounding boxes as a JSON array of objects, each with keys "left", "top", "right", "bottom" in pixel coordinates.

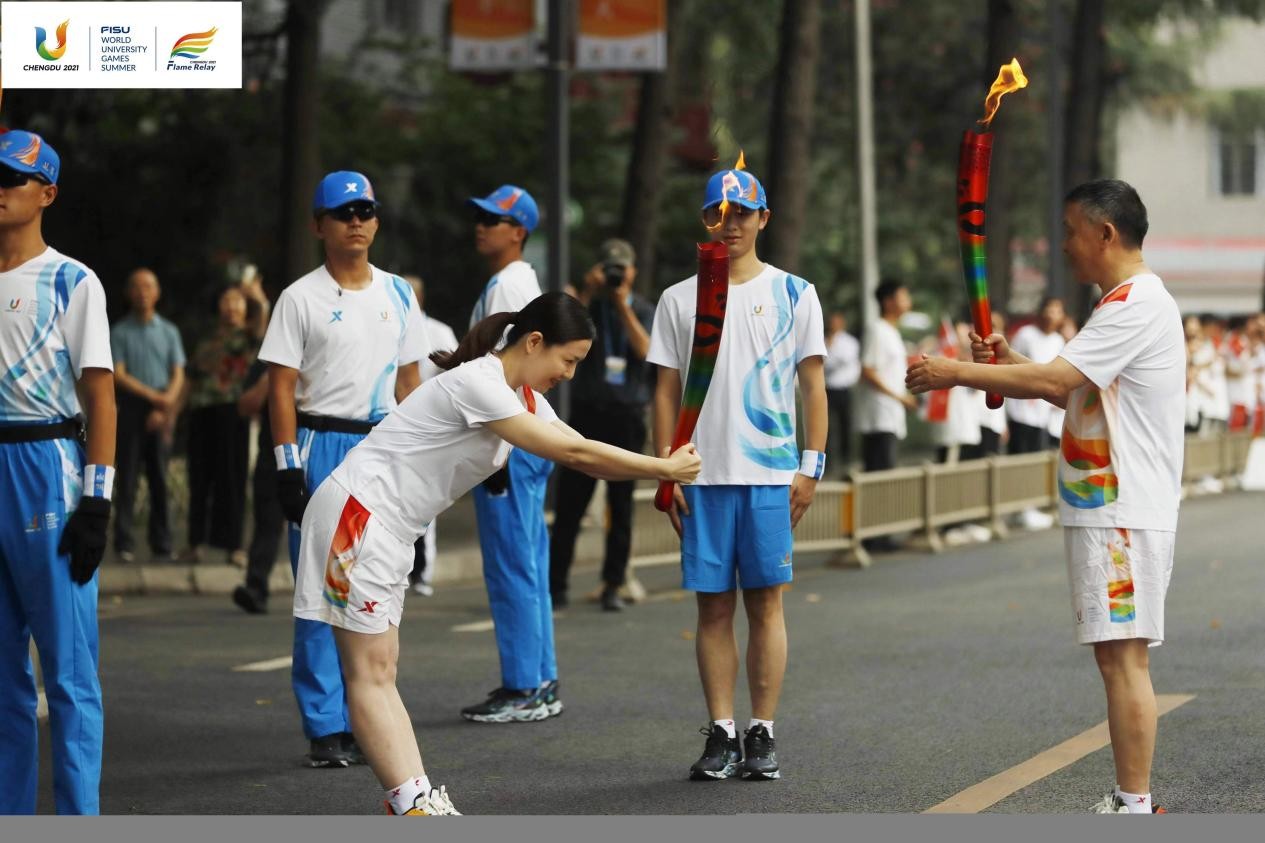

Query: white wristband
[
  {"left": 275, "top": 444, "right": 302, "bottom": 471},
  {"left": 798, "top": 450, "right": 825, "bottom": 480},
  {"left": 83, "top": 464, "right": 115, "bottom": 500}
]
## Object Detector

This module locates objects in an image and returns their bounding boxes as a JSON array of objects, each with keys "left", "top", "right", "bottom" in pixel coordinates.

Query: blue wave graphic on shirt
[
  {"left": 1, "top": 261, "right": 85, "bottom": 421},
  {"left": 739, "top": 273, "right": 805, "bottom": 469}
]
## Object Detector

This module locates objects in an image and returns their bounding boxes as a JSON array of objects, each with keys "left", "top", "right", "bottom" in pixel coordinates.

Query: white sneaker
[
  {"left": 1091, "top": 792, "right": 1128, "bottom": 814},
  {"left": 418, "top": 785, "right": 461, "bottom": 816},
  {"left": 964, "top": 523, "right": 993, "bottom": 543},
  {"left": 1020, "top": 508, "right": 1055, "bottom": 531},
  {"left": 412, "top": 581, "right": 434, "bottom": 597}
]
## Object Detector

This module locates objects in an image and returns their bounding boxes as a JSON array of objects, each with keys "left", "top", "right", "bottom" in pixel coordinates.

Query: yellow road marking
[{"left": 924, "top": 693, "right": 1196, "bottom": 813}]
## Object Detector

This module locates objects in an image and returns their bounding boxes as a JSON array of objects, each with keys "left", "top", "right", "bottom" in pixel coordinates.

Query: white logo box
[{"left": 1, "top": 1, "right": 241, "bottom": 89}]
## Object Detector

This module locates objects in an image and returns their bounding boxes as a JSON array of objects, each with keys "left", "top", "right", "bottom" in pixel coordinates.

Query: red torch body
[{"left": 957, "top": 129, "right": 1004, "bottom": 410}]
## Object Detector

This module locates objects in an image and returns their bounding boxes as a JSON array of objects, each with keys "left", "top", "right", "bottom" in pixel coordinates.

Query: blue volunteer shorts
[{"left": 680, "top": 485, "right": 793, "bottom": 593}]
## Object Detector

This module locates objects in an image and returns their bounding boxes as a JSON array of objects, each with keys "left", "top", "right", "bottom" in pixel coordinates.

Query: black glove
[
  {"left": 277, "top": 468, "right": 309, "bottom": 524},
  {"left": 482, "top": 465, "right": 511, "bottom": 496},
  {"left": 59, "top": 496, "right": 110, "bottom": 585}
]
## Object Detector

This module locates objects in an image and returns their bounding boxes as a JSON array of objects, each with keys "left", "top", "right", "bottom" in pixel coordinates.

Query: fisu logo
[{"left": 7, "top": 298, "right": 22, "bottom": 311}]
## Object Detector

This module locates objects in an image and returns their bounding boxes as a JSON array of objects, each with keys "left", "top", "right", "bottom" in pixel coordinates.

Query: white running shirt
[
  {"left": 855, "top": 319, "right": 910, "bottom": 438},
  {"left": 1057, "top": 274, "right": 1185, "bottom": 531},
  {"left": 0, "top": 247, "right": 112, "bottom": 423},
  {"left": 647, "top": 264, "right": 826, "bottom": 486},
  {"left": 470, "top": 260, "right": 542, "bottom": 326},
  {"left": 1007, "top": 324, "right": 1066, "bottom": 429},
  {"left": 259, "top": 265, "right": 429, "bottom": 421},
  {"left": 331, "top": 354, "right": 555, "bottom": 542}
]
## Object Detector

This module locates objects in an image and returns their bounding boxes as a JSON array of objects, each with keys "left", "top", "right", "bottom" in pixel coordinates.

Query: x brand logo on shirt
[
  {"left": 329, "top": 311, "right": 343, "bottom": 323},
  {"left": 356, "top": 601, "right": 379, "bottom": 614}
]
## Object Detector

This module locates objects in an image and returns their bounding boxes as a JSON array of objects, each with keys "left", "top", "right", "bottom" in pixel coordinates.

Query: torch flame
[
  {"left": 979, "top": 58, "right": 1028, "bottom": 128},
  {"left": 706, "top": 150, "right": 748, "bottom": 233}
]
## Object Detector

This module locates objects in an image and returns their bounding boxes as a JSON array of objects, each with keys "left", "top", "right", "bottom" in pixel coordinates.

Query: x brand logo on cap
[{"left": 345, "top": 182, "right": 359, "bottom": 193}]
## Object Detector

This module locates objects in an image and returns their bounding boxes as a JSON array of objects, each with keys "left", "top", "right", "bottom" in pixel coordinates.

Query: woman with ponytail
[{"left": 290, "top": 291, "right": 701, "bottom": 815}]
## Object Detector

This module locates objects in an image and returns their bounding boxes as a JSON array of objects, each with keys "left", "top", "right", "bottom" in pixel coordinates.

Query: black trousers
[
  {"left": 826, "top": 388, "right": 853, "bottom": 467},
  {"left": 962, "top": 428, "right": 1002, "bottom": 460},
  {"left": 186, "top": 403, "right": 250, "bottom": 551},
  {"left": 114, "top": 394, "right": 172, "bottom": 554},
  {"left": 860, "top": 431, "right": 897, "bottom": 473},
  {"left": 549, "top": 402, "right": 647, "bottom": 598},
  {"left": 243, "top": 437, "right": 285, "bottom": 599},
  {"left": 1009, "top": 420, "right": 1055, "bottom": 455}
]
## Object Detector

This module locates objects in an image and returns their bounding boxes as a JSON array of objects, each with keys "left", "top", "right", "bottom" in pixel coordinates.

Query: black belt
[
  {"left": 0, "top": 418, "right": 83, "bottom": 444},
  {"left": 296, "top": 413, "right": 378, "bottom": 436}
]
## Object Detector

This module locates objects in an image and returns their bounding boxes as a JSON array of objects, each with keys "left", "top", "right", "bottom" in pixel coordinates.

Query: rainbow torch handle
[
  {"left": 655, "top": 241, "right": 729, "bottom": 512},
  {"left": 957, "top": 129, "right": 1003, "bottom": 410}
]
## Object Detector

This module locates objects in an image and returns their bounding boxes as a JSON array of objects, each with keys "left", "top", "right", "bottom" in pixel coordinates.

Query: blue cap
[
  {"left": 701, "top": 169, "right": 767, "bottom": 211},
  {"left": 0, "top": 130, "right": 60, "bottom": 185},
  {"left": 468, "top": 185, "right": 538, "bottom": 233},
  {"left": 313, "top": 171, "right": 378, "bottom": 214}
]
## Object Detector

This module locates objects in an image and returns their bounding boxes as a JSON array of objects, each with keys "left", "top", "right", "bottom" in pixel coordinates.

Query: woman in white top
[{"left": 292, "top": 292, "right": 701, "bottom": 815}]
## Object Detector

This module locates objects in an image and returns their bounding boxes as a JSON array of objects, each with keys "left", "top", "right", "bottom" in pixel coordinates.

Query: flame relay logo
[{"left": 167, "top": 27, "right": 217, "bottom": 71}]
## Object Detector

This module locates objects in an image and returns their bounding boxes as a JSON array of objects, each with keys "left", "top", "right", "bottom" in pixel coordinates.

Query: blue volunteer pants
[
  {"left": 472, "top": 448, "right": 556, "bottom": 691},
  {"left": 288, "top": 427, "right": 365, "bottom": 740},
  {"left": 0, "top": 438, "right": 102, "bottom": 815}
]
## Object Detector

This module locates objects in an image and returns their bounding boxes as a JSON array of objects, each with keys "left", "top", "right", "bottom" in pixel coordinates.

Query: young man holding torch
[
  {"left": 908, "top": 180, "right": 1184, "bottom": 814},
  {"left": 649, "top": 165, "right": 828, "bottom": 781}
]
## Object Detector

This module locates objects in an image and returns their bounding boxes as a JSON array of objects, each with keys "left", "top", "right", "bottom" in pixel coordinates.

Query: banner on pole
[
  {"left": 449, "top": 0, "right": 538, "bottom": 72},
  {"left": 575, "top": 0, "right": 666, "bottom": 71}
]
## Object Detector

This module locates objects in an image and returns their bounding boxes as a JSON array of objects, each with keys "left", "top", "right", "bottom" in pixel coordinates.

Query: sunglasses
[
  {"left": 321, "top": 202, "right": 378, "bottom": 223},
  {"left": 701, "top": 203, "right": 761, "bottom": 227},
  {"left": 0, "top": 168, "right": 48, "bottom": 189},
  {"left": 474, "top": 210, "right": 519, "bottom": 228}
]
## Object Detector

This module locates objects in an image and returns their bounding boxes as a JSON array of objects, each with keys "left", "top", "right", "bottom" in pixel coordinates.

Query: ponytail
[
  {"left": 432, "top": 291, "right": 596, "bottom": 371},
  {"left": 430, "top": 311, "right": 517, "bottom": 371}
]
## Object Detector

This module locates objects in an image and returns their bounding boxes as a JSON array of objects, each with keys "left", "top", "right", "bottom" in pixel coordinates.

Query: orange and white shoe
[{"left": 385, "top": 785, "right": 461, "bottom": 816}]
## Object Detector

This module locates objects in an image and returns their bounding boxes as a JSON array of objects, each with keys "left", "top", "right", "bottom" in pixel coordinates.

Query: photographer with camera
[{"left": 549, "top": 239, "right": 655, "bottom": 612}]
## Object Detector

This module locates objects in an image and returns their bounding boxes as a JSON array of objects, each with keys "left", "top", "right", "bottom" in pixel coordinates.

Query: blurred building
[{"left": 1115, "top": 18, "right": 1265, "bottom": 315}]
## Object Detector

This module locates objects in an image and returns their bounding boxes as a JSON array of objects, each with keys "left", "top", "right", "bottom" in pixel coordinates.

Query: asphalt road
[{"left": 36, "top": 491, "right": 1265, "bottom": 814}]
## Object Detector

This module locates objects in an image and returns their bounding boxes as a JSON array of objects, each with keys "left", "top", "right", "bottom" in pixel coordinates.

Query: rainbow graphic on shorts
[
  {"left": 170, "top": 27, "right": 217, "bottom": 59},
  {"left": 35, "top": 20, "right": 70, "bottom": 61},
  {"left": 1107, "top": 528, "right": 1136, "bottom": 623},
  {"left": 323, "top": 496, "right": 369, "bottom": 609}
]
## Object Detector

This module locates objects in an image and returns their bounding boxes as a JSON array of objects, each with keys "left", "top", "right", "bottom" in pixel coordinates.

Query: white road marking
[{"left": 232, "top": 656, "right": 294, "bottom": 673}]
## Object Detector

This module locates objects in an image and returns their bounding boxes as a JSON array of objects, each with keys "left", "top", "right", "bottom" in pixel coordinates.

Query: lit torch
[
  {"left": 654, "top": 152, "right": 746, "bottom": 512},
  {"left": 958, "top": 58, "right": 1027, "bottom": 410}
]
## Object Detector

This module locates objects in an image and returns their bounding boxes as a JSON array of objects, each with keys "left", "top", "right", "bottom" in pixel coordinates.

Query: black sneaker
[
  {"left": 306, "top": 733, "right": 351, "bottom": 768},
  {"left": 689, "top": 725, "right": 742, "bottom": 780},
  {"left": 460, "top": 687, "right": 549, "bottom": 723},
  {"left": 232, "top": 585, "right": 267, "bottom": 615},
  {"left": 600, "top": 586, "right": 626, "bottom": 612},
  {"left": 741, "top": 724, "right": 780, "bottom": 780},
  {"left": 340, "top": 732, "right": 367, "bottom": 765},
  {"left": 536, "top": 679, "right": 564, "bottom": 717}
]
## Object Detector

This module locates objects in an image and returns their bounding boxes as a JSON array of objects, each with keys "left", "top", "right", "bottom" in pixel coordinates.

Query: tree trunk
[
  {"left": 765, "top": 0, "right": 823, "bottom": 274},
  {"left": 280, "top": 1, "right": 328, "bottom": 287},
  {"left": 620, "top": 5, "right": 679, "bottom": 292},
  {"left": 984, "top": 0, "right": 1019, "bottom": 318},
  {"left": 1062, "top": 0, "right": 1107, "bottom": 320}
]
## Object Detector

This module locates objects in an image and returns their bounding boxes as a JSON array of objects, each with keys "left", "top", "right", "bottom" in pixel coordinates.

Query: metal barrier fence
[{"left": 629, "top": 431, "right": 1258, "bottom": 571}]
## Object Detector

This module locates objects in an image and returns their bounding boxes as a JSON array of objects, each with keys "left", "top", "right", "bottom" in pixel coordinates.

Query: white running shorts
[
  {"left": 293, "top": 478, "right": 413, "bottom": 634},
  {"left": 1064, "top": 526, "right": 1175, "bottom": 647}
]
